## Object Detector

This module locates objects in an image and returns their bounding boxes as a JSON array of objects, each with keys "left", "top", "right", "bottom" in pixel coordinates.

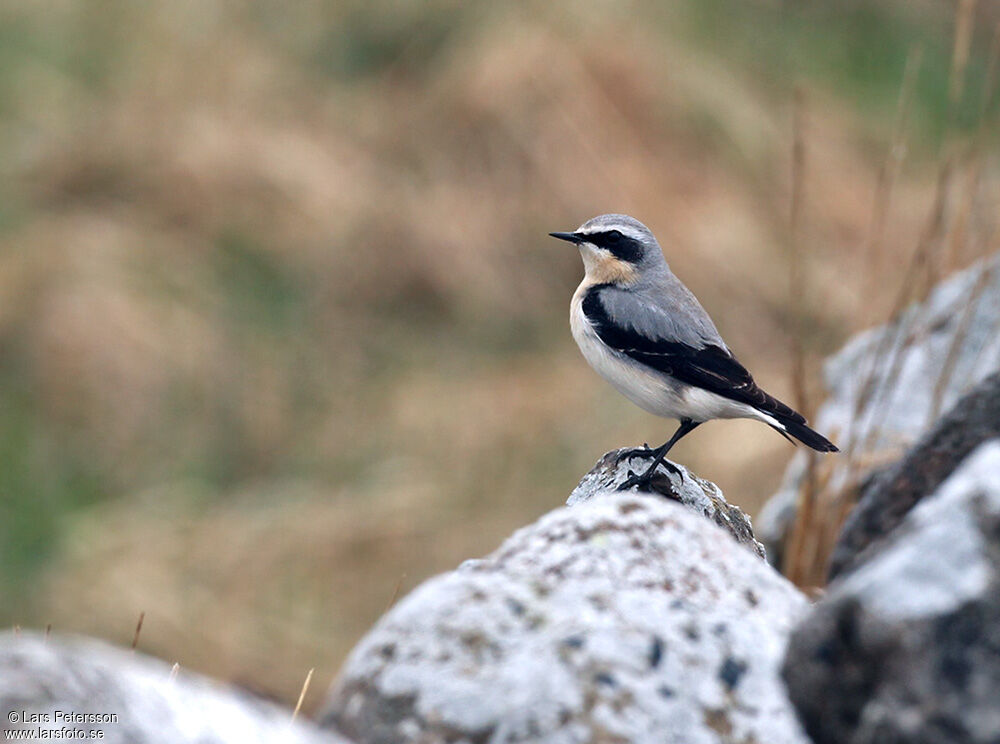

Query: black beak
[{"left": 549, "top": 231, "right": 583, "bottom": 244}]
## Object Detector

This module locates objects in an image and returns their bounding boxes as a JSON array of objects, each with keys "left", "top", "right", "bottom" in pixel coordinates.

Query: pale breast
[{"left": 570, "top": 282, "right": 686, "bottom": 418}]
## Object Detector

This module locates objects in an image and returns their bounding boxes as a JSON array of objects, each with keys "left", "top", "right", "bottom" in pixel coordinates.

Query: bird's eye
[
  {"left": 601, "top": 230, "right": 628, "bottom": 249},
  {"left": 591, "top": 229, "right": 642, "bottom": 263}
]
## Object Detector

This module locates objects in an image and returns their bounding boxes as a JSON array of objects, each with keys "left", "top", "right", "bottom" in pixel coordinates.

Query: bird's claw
[
  {"left": 661, "top": 460, "right": 683, "bottom": 478},
  {"left": 618, "top": 460, "right": 684, "bottom": 492},
  {"left": 618, "top": 471, "right": 651, "bottom": 492}
]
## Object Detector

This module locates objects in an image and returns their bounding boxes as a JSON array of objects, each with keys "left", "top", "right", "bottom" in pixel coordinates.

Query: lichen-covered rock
[
  {"left": 321, "top": 494, "right": 810, "bottom": 744},
  {"left": 0, "top": 633, "right": 342, "bottom": 744},
  {"left": 782, "top": 441, "right": 1000, "bottom": 744},
  {"left": 829, "top": 370, "right": 1000, "bottom": 578},
  {"left": 759, "top": 254, "right": 1000, "bottom": 566},
  {"left": 570, "top": 448, "right": 765, "bottom": 558}
]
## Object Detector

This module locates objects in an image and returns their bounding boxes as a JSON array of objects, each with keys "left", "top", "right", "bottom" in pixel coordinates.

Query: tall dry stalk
[
  {"left": 131, "top": 611, "right": 145, "bottom": 651},
  {"left": 864, "top": 45, "right": 924, "bottom": 300},
  {"left": 782, "top": 88, "right": 822, "bottom": 587},
  {"left": 842, "top": 46, "right": 924, "bottom": 467},
  {"left": 930, "top": 0, "right": 977, "bottom": 280},
  {"left": 949, "top": 0, "right": 978, "bottom": 115},
  {"left": 291, "top": 667, "right": 315, "bottom": 722},
  {"left": 789, "top": 86, "right": 809, "bottom": 420}
]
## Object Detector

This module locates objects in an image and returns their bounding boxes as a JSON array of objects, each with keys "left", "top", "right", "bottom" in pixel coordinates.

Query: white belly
[{"left": 569, "top": 285, "right": 772, "bottom": 424}]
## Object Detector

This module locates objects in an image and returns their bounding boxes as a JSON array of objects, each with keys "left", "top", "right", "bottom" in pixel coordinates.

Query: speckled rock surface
[
  {"left": 759, "top": 254, "right": 1000, "bottom": 566},
  {"left": 829, "top": 371, "right": 1000, "bottom": 579},
  {"left": 321, "top": 494, "right": 809, "bottom": 744},
  {"left": 783, "top": 441, "right": 1000, "bottom": 744},
  {"left": 0, "top": 633, "right": 342, "bottom": 744},
  {"left": 570, "top": 447, "right": 765, "bottom": 558}
]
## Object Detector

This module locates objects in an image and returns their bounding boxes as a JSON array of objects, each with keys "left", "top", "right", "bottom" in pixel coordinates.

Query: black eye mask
[{"left": 586, "top": 230, "right": 644, "bottom": 264}]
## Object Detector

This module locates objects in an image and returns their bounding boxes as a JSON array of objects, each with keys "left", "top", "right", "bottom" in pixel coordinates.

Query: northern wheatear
[{"left": 552, "top": 213, "right": 837, "bottom": 491}]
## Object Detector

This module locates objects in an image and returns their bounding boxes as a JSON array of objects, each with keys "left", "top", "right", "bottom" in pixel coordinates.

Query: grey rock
[
  {"left": 570, "top": 447, "right": 765, "bottom": 558},
  {"left": 759, "top": 254, "right": 1000, "bottom": 567},
  {"left": 322, "top": 493, "right": 810, "bottom": 744},
  {"left": 829, "top": 370, "right": 1000, "bottom": 579},
  {"left": 0, "top": 633, "right": 342, "bottom": 744},
  {"left": 782, "top": 441, "right": 1000, "bottom": 744}
]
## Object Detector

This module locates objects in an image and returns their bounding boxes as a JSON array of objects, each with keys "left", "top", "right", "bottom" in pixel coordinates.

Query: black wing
[{"left": 582, "top": 287, "right": 804, "bottom": 423}]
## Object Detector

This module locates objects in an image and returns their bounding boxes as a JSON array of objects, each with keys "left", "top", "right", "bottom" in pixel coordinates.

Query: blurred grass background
[{"left": 1, "top": 0, "right": 997, "bottom": 711}]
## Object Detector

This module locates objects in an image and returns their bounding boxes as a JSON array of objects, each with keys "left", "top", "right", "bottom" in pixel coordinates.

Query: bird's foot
[
  {"left": 617, "top": 460, "right": 682, "bottom": 492},
  {"left": 618, "top": 470, "right": 652, "bottom": 492}
]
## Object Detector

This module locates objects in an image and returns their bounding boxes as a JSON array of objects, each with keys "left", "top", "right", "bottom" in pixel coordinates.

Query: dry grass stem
[
  {"left": 782, "top": 87, "right": 822, "bottom": 586},
  {"left": 844, "top": 48, "right": 926, "bottom": 458},
  {"left": 131, "top": 611, "right": 145, "bottom": 651},
  {"left": 291, "top": 667, "right": 315, "bottom": 723},
  {"left": 981, "top": 23, "right": 1000, "bottom": 122},
  {"left": 789, "top": 86, "right": 809, "bottom": 419},
  {"left": 943, "top": 158, "right": 981, "bottom": 270},
  {"left": 384, "top": 574, "right": 407, "bottom": 613},
  {"left": 930, "top": 229, "right": 996, "bottom": 420}
]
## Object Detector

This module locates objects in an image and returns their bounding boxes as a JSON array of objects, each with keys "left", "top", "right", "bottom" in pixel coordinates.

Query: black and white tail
[
  {"left": 749, "top": 385, "right": 838, "bottom": 453},
  {"left": 771, "top": 413, "right": 839, "bottom": 452}
]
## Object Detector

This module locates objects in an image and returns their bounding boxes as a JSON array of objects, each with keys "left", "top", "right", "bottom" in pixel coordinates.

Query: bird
[{"left": 551, "top": 213, "right": 837, "bottom": 491}]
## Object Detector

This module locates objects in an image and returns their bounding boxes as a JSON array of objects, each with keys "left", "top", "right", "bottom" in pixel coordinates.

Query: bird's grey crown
[
  {"left": 573, "top": 214, "right": 666, "bottom": 269},
  {"left": 576, "top": 214, "right": 656, "bottom": 245}
]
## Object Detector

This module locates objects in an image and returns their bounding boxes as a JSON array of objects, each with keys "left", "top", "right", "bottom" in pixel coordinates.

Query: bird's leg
[{"left": 618, "top": 420, "right": 701, "bottom": 492}]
